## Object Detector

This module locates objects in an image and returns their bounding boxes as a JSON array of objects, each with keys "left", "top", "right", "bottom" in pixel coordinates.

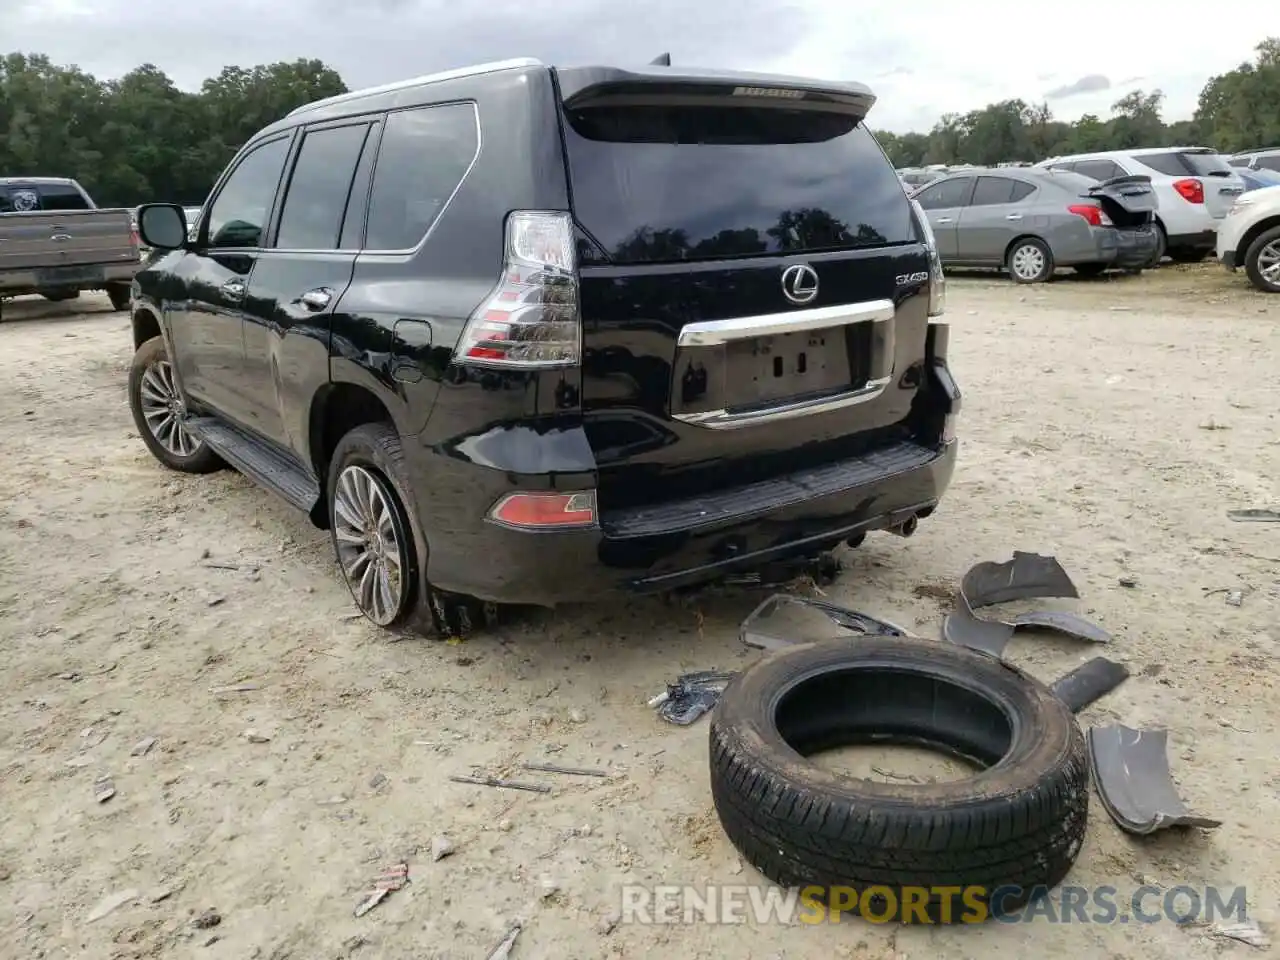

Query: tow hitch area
[{"left": 1087, "top": 724, "right": 1222, "bottom": 835}]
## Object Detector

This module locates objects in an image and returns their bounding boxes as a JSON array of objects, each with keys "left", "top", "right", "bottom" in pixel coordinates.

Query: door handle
[
  {"left": 1005, "top": 214, "right": 1023, "bottom": 221},
  {"left": 221, "top": 279, "right": 246, "bottom": 301},
  {"left": 935, "top": 217, "right": 953, "bottom": 224},
  {"left": 297, "top": 287, "right": 333, "bottom": 311},
  {"left": 50, "top": 233, "right": 72, "bottom": 242}
]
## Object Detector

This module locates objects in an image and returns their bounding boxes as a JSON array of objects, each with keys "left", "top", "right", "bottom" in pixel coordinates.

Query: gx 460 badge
[{"left": 896, "top": 272, "right": 930, "bottom": 286}]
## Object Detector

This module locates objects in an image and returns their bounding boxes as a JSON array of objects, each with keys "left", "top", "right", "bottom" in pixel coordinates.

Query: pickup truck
[{"left": 0, "top": 177, "right": 142, "bottom": 320}]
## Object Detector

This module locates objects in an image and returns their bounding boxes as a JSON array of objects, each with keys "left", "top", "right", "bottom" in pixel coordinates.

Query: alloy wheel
[
  {"left": 1257, "top": 240, "right": 1280, "bottom": 290},
  {"left": 138, "top": 359, "right": 201, "bottom": 457},
  {"left": 333, "top": 464, "right": 406, "bottom": 625}
]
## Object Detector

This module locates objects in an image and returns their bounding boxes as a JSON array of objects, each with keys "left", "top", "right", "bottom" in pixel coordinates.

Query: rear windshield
[
  {"left": 561, "top": 103, "right": 913, "bottom": 264},
  {"left": 0, "top": 182, "right": 90, "bottom": 212},
  {"left": 1133, "top": 151, "right": 1234, "bottom": 177}
]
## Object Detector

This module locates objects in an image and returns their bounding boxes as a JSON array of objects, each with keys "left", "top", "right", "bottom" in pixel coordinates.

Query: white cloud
[{"left": 10, "top": 0, "right": 1275, "bottom": 133}]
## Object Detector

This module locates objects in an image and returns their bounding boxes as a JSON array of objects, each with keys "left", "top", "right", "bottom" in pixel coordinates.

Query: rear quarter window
[
  {"left": 561, "top": 103, "right": 914, "bottom": 264},
  {"left": 1134, "top": 151, "right": 1234, "bottom": 177},
  {"left": 364, "top": 102, "right": 480, "bottom": 252}
]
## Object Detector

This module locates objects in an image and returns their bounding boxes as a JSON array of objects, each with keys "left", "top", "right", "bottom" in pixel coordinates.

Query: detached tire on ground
[{"left": 709, "top": 636, "right": 1088, "bottom": 922}]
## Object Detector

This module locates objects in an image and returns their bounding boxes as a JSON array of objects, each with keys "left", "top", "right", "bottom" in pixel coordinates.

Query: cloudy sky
[{"left": 13, "top": 0, "right": 1273, "bottom": 133}]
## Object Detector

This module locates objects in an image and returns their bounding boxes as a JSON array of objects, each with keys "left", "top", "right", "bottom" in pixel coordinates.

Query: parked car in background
[
  {"left": 1228, "top": 148, "right": 1280, "bottom": 173},
  {"left": 898, "top": 167, "right": 944, "bottom": 190},
  {"left": 1238, "top": 168, "right": 1280, "bottom": 192},
  {"left": 1217, "top": 184, "right": 1280, "bottom": 293},
  {"left": 126, "top": 57, "right": 958, "bottom": 636},
  {"left": 0, "top": 177, "right": 140, "bottom": 319},
  {"left": 911, "top": 167, "right": 1158, "bottom": 282},
  {"left": 1035, "top": 148, "right": 1245, "bottom": 263}
]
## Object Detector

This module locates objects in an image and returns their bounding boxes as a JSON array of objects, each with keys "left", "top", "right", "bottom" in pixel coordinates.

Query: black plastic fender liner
[
  {"left": 708, "top": 636, "right": 1090, "bottom": 923},
  {"left": 1087, "top": 725, "right": 1222, "bottom": 835}
]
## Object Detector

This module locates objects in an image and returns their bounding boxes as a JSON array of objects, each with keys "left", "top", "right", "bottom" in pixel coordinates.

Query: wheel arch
[
  {"left": 1240, "top": 215, "right": 1280, "bottom": 263},
  {"left": 307, "top": 380, "right": 396, "bottom": 528},
  {"left": 131, "top": 305, "right": 162, "bottom": 350}
]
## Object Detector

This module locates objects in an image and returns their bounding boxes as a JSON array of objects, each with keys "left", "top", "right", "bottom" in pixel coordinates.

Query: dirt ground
[{"left": 1, "top": 264, "right": 1277, "bottom": 960}]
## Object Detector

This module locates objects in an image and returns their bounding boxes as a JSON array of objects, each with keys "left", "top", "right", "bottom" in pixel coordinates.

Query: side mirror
[{"left": 137, "top": 203, "right": 190, "bottom": 251}]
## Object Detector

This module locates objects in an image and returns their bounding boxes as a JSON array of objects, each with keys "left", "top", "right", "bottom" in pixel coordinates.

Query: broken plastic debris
[
  {"left": 1087, "top": 725, "right": 1221, "bottom": 835},
  {"left": 942, "top": 552, "right": 1111, "bottom": 658},
  {"left": 739, "top": 593, "right": 909, "bottom": 651},
  {"left": 651, "top": 671, "right": 736, "bottom": 725},
  {"left": 131, "top": 737, "right": 158, "bottom": 757},
  {"left": 1227, "top": 508, "right": 1280, "bottom": 523},
  {"left": 1048, "top": 657, "right": 1130, "bottom": 713}
]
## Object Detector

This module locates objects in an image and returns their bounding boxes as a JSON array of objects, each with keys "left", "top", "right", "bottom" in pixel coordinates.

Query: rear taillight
[
  {"left": 130, "top": 226, "right": 140, "bottom": 248},
  {"left": 1067, "top": 203, "right": 1105, "bottom": 227},
  {"left": 909, "top": 198, "right": 946, "bottom": 321},
  {"left": 488, "top": 492, "right": 597, "bottom": 530},
  {"left": 454, "top": 211, "right": 581, "bottom": 368},
  {"left": 1173, "top": 178, "right": 1205, "bottom": 204}
]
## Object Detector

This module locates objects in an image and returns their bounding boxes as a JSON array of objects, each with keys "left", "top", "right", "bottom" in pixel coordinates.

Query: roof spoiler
[
  {"left": 650, "top": 53, "right": 671, "bottom": 66},
  {"left": 557, "top": 65, "right": 876, "bottom": 119}
]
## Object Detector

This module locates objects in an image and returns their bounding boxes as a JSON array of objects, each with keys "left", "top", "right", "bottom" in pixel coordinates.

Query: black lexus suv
[{"left": 129, "top": 57, "right": 959, "bottom": 636}]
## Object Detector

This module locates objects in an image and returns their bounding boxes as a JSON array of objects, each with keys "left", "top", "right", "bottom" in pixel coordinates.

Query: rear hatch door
[
  {"left": 1085, "top": 175, "right": 1157, "bottom": 226},
  {"left": 555, "top": 67, "right": 931, "bottom": 513}
]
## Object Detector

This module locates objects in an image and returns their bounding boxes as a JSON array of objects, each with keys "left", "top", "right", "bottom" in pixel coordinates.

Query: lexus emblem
[{"left": 780, "top": 263, "right": 819, "bottom": 305}]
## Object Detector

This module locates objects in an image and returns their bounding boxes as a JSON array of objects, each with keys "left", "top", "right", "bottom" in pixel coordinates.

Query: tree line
[
  {"left": 1, "top": 40, "right": 1277, "bottom": 208},
  {"left": 877, "top": 38, "right": 1279, "bottom": 168}
]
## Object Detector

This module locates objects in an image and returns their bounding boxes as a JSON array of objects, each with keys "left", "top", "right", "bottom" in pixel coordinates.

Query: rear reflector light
[
  {"left": 1173, "top": 178, "right": 1205, "bottom": 204},
  {"left": 454, "top": 211, "right": 581, "bottom": 368},
  {"left": 909, "top": 198, "right": 946, "bottom": 321},
  {"left": 488, "top": 491, "right": 597, "bottom": 530},
  {"left": 1067, "top": 203, "right": 1104, "bottom": 227}
]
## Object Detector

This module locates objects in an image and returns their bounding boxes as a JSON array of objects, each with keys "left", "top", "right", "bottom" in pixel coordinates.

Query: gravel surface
[{"left": 1, "top": 267, "right": 1277, "bottom": 959}]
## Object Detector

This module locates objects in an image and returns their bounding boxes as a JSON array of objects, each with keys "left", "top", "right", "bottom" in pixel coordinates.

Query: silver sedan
[{"left": 912, "top": 168, "right": 1160, "bottom": 282}]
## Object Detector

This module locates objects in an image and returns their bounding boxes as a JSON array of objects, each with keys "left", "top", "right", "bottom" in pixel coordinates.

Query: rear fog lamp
[{"left": 488, "top": 491, "right": 597, "bottom": 530}]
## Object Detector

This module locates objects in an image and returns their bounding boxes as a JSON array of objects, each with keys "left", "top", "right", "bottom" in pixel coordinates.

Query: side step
[{"left": 187, "top": 416, "right": 321, "bottom": 514}]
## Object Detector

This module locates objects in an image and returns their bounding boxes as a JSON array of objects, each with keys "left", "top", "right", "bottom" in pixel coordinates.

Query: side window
[
  {"left": 275, "top": 123, "right": 371, "bottom": 250},
  {"left": 205, "top": 137, "right": 291, "bottom": 249},
  {"left": 1228, "top": 156, "right": 1251, "bottom": 168},
  {"left": 1131, "top": 153, "right": 1186, "bottom": 177},
  {"left": 1008, "top": 180, "right": 1035, "bottom": 203},
  {"left": 37, "top": 183, "right": 92, "bottom": 210},
  {"left": 365, "top": 103, "right": 480, "bottom": 251},
  {"left": 916, "top": 177, "right": 972, "bottom": 210},
  {"left": 970, "top": 176, "right": 1015, "bottom": 206},
  {"left": 1073, "top": 159, "right": 1123, "bottom": 181},
  {"left": 1259, "top": 156, "right": 1280, "bottom": 173}
]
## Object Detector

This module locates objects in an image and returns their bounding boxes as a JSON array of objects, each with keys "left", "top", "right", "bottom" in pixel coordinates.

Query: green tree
[
  {"left": 1195, "top": 39, "right": 1280, "bottom": 152},
  {"left": 0, "top": 53, "right": 347, "bottom": 207}
]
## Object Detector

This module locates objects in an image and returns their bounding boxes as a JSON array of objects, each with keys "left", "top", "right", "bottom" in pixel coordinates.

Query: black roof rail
[{"left": 649, "top": 53, "right": 671, "bottom": 66}]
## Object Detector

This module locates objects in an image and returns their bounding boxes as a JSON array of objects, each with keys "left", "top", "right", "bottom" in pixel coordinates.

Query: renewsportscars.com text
[{"left": 620, "top": 884, "right": 1249, "bottom": 925}]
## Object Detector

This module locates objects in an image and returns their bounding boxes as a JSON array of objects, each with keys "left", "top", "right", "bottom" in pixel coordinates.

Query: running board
[{"left": 187, "top": 416, "right": 321, "bottom": 514}]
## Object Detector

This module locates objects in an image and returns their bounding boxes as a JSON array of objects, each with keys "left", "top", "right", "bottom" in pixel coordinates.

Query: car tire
[
  {"left": 128, "top": 336, "right": 224, "bottom": 474},
  {"left": 1243, "top": 224, "right": 1280, "bottom": 294},
  {"left": 327, "top": 422, "right": 497, "bottom": 636},
  {"left": 1073, "top": 263, "right": 1106, "bottom": 278},
  {"left": 41, "top": 289, "right": 80, "bottom": 302},
  {"left": 107, "top": 283, "right": 131, "bottom": 311},
  {"left": 709, "top": 636, "right": 1089, "bottom": 922},
  {"left": 1006, "top": 238, "right": 1054, "bottom": 284}
]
